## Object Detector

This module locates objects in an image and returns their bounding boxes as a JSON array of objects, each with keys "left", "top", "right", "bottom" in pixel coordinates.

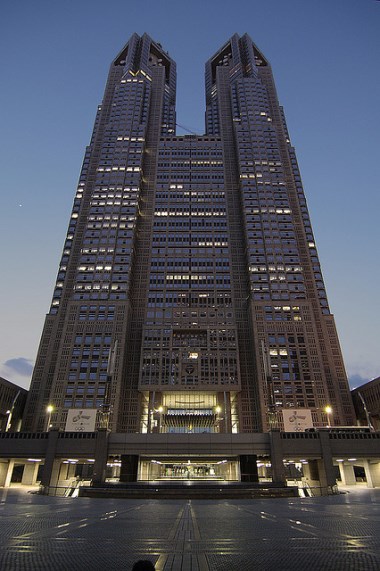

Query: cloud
[
  {"left": 348, "top": 373, "right": 371, "bottom": 390},
  {"left": 3, "top": 357, "right": 34, "bottom": 377}
]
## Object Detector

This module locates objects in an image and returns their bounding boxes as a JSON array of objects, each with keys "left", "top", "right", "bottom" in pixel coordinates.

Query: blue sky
[{"left": 1, "top": 0, "right": 379, "bottom": 390}]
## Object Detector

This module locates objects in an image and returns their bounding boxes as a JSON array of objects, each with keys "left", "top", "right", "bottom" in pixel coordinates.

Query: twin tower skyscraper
[{"left": 23, "top": 33, "right": 354, "bottom": 436}]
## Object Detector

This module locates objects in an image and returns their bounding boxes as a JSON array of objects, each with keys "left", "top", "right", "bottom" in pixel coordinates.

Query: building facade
[
  {"left": 352, "top": 377, "right": 380, "bottom": 431},
  {"left": 21, "top": 33, "right": 356, "bottom": 482},
  {"left": 0, "top": 378, "right": 27, "bottom": 433}
]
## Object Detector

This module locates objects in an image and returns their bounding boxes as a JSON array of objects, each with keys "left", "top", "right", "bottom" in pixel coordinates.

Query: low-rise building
[
  {"left": 0, "top": 377, "right": 28, "bottom": 432},
  {"left": 351, "top": 377, "right": 380, "bottom": 431}
]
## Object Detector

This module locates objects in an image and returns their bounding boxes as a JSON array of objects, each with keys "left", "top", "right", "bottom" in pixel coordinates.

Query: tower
[{"left": 23, "top": 33, "right": 355, "bottom": 438}]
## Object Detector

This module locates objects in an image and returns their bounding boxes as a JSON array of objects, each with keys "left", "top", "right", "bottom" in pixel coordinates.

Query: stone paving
[{"left": 0, "top": 485, "right": 379, "bottom": 570}]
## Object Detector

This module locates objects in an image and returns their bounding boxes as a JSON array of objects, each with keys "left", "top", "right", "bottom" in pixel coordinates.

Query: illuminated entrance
[
  {"left": 140, "top": 391, "right": 240, "bottom": 434},
  {"left": 139, "top": 457, "right": 240, "bottom": 481}
]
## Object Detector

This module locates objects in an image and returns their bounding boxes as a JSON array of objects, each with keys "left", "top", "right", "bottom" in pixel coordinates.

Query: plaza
[{"left": 0, "top": 486, "right": 379, "bottom": 570}]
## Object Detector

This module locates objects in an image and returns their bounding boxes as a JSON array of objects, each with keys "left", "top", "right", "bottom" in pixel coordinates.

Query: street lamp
[
  {"left": 325, "top": 405, "right": 332, "bottom": 428},
  {"left": 46, "top": 405, "right": 54, "bottom": 431}
]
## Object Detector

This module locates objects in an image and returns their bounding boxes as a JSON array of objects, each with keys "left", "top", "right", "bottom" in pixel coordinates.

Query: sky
[{"left": 0, "top": 0, "right": 379, "bottom": 391}]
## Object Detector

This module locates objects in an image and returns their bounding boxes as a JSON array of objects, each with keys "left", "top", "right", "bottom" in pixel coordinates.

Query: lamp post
[
  {"left": 46, "top": 405, "right": 54, "bottom": 431},
  {"left": 325, "top": 405, "right": 332, "bottom": 428}
]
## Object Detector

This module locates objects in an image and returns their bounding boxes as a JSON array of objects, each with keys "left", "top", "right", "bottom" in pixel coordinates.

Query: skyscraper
[{"left": 23, "top": 33, "right": 355, "bottom": 442}]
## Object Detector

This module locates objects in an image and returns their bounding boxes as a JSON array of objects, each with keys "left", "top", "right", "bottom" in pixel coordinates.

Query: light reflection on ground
[{"left": 0, "top": 485, "right": 379, "bottom": 570}]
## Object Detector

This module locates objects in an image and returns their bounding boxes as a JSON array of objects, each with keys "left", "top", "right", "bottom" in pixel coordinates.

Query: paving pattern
[{"left": 0, "top": 486, "right": 379, "bottom": 570}]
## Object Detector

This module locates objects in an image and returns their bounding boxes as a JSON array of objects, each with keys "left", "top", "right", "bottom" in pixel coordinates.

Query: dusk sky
[{"left": 1, "top": 0, "right": 379, "bottom": 391}]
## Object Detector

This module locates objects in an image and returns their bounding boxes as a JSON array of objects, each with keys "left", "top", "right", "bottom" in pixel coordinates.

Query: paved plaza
[{"left": 0, "top": 486, "right": 379, "bottom": 570}]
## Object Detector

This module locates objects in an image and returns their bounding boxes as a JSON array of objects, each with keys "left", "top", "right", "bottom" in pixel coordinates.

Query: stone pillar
[
  {"left": 0, "top": 461, "right": 9, "bottom": 487},
  {"left": 338, "top": 463, "right": 356, "bottom": 486},
  {"left": 91, "top": 429, "right": 110, "bottom": 485},
  {"left": 40, "top": 428, "right": 60, "bottom": 488},
  {"left": 317, "top": 431, "right": 337, "bottom": 492},
  {"left": 58, "top": 464, "right": 76, "bottom": 486},
  {"left": 363, "top": 459, "right": 380, "bottom": 488},
  {"left": 21, "top": 462, "right": 39, "bottom": 485},
  {"left": 139, "top": 459, "right": 149, "bottom": 481},
  {"left": 302, "top": 460, "right": 320, "bottom": 488},
  {"left": 269, "top": 431, "right": 286, "bottom": 484},
  {"left": 3, "top": 459, "right": 15, "bottom": 488},
  {"left": 369, "top": 461, "right": 380, "bottom": 488}
]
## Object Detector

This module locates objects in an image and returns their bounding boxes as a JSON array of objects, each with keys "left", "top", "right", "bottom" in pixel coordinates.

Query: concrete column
[
  {"left": 50, "top": 460, "right": 61, "bottom": 488},
  {"left": 92, "top": 429, "right": 110, "bottom": 485},
  {"left": 366, "top": 461, "right": 380, "bottom": 488},
  {"left": 3, "top": 459, "right": 15, "bottom": 488},
  {"left": 269, "top": 431, "right": 286, "bottom": 484},
  {"left": 21, "top": 463, "right": 39, "bottom": 485},
  {"left": 338, "top": 463, "right": 356, "bottom": 486},
  {"left": 0, "top": 462, "right": 9, "bottom": 486},
  {"left": 60, "top": 463, "right": 77, "bottom": 485},
  {"left": 139, "top": 459, "right": 149, "bottom": 481},
  {"left": 363, "top": 459, "right": 380, "bottom": 488},
  {"left": 40, "top": 428, "right": 60, "bottom": 488},
  {"left": 69, "top": 464, "right": 77, "bottom": 480},
  {"left": 302, "top": 460, "right": 321, "bottom": 490},
  {"left": 318, "top": 431, "right": 337, "bottom": 491}
]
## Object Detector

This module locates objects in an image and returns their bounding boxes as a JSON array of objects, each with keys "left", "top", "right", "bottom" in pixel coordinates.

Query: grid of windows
[
  {"left": 24, "top": 33, "right": 354, "bottom": 433},
  {"left": 139, "top": 139, "right": 241, "bottom": 391}
]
